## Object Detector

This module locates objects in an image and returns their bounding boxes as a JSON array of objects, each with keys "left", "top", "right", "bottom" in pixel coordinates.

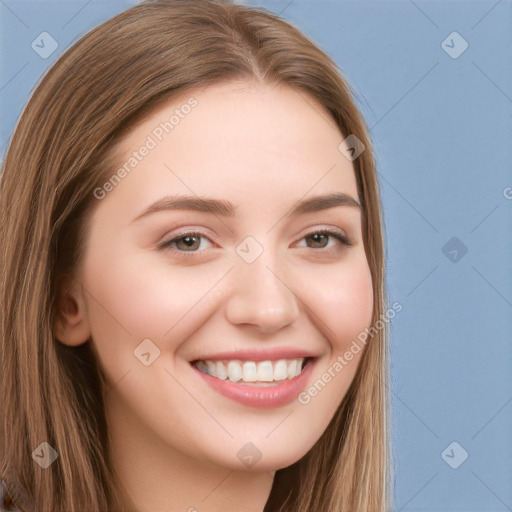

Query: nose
[{"left": 224, "top": 251, "right": 300, "bottom": 334}]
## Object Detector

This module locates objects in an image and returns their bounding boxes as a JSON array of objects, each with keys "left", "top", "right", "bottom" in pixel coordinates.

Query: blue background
[{"left": 1, "top": 1, "right": 511, "bottom": 510}]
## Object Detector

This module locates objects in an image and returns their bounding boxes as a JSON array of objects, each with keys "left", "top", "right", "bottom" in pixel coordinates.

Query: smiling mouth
[{"left": 191, "top": 357, "right": 312, "bottom": 386}]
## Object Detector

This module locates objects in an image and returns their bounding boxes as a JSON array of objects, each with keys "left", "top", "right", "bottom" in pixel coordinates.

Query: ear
[{"left": 54, "top": 279, "right": 91, "bottom": 346}]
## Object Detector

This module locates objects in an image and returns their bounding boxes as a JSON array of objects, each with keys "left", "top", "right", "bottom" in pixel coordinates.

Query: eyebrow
[{"left": 131, "top": 192, "right": 361, "bottom": 223}]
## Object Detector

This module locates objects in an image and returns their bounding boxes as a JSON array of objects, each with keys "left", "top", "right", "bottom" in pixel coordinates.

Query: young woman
[{"left": 0, "top": 1, "right": 392, "bottom": 510}]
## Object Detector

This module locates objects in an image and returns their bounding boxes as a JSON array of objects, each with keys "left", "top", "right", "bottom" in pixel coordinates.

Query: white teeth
[
  {"left": 195, "top": 357, "right": 307, "bottom": 383},
  {"left": 227, "top": 361, "right": 242, "bottom": 382},
  {"left": 242, "top": 361, "right": 257, "bottom": 382},
  {"left": 287, "top": 360, "right": 297, "bottom": 379},
  {"left": 257, "top": 361, "right": 274, "bottom": 382},
  {"left": 216, "top": 361, "right": 227, "bottom": 380},
  {"left": 273, "top": 360, "right": 287, "bottom": 381}
]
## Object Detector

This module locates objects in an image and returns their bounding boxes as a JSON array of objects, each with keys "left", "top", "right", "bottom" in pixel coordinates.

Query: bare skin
[{"left": 55, "top": 80, "right": 373, "bottom": 512}]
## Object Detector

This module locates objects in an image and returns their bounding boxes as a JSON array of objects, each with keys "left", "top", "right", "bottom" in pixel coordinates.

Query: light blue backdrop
[{"left": 1, "top": 1, "right": 511, "bottom": 510}]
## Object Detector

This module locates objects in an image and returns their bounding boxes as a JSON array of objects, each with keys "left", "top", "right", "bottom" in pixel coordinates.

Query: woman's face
[{"left": 75, "top": 81, "right": 373, "bottom": 471}]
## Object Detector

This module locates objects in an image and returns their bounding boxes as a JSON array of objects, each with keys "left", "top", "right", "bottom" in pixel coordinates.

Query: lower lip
[{"left": 191, "top": 359, "right": 316, "bottom": 408}]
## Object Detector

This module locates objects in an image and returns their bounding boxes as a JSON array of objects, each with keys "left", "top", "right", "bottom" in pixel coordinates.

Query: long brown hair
[{"left": 0, "top": 1, "right": 392, "bottom": 510}]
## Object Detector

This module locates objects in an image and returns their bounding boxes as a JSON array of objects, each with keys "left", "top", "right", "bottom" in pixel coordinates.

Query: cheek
[
  {"left": 84, "top": 252, "right": 220, "bottom": 338},
  {"left": 292, "top": 254, "right": 373, "bottom": 432},
  {"left": 305, "top": 254, "right": 374, "bottom": 352},
  {"left": 81, "top": 251, "right": 231, "bottom": 385}
]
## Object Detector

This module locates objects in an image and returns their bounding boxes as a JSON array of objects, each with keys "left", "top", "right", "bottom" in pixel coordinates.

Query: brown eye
[
  {"left": 158, "top": 231, "right": 213, "bottom": 254},
  {"left": 306, "top": 232, "right": 330, "bottom": 249},
  {"left": 173, "top": 234, "right": 201, "bottom": 251},
  {"left": 302, "top": 229, "right": 352, "bottom": 250}
]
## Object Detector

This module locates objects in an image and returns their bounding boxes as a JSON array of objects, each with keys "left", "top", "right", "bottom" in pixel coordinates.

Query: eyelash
[{"left": 157, "top": 228, "right": 352, "bottom": 257}]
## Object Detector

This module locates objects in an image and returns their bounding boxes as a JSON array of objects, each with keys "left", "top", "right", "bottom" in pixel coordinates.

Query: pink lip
[
  {"left": 191, "top": 357, "right": 317, "bottom": 408},
  {"left": 190, "top": 346, "right": 318, "bottom": 362}
]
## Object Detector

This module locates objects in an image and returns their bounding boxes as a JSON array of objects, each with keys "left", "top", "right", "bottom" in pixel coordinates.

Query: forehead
[{"left": 106, "top": 80, "right": 359, "bottom": 211}]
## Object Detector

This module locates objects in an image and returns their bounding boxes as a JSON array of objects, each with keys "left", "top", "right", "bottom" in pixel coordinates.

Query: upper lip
[{"left": 190, "top": 346, "right": 319, "bottom": 362}]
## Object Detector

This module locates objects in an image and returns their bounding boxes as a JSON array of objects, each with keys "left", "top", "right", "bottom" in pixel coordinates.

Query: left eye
[
  {"left": 298, "top": 229, "right": 352, "bottom": 250},
  {"left": 157, "top": 228, "right": 351, "bottom": 255}
]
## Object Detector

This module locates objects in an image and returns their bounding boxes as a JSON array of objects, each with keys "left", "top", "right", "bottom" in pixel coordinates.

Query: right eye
[{"left": 157, "top": 230, "right": 215, "bottom": 256}]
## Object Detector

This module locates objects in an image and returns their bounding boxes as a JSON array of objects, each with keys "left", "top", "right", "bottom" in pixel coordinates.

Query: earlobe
[{"left": 54, "top": 281, "right": 91, "bottom": 346}]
